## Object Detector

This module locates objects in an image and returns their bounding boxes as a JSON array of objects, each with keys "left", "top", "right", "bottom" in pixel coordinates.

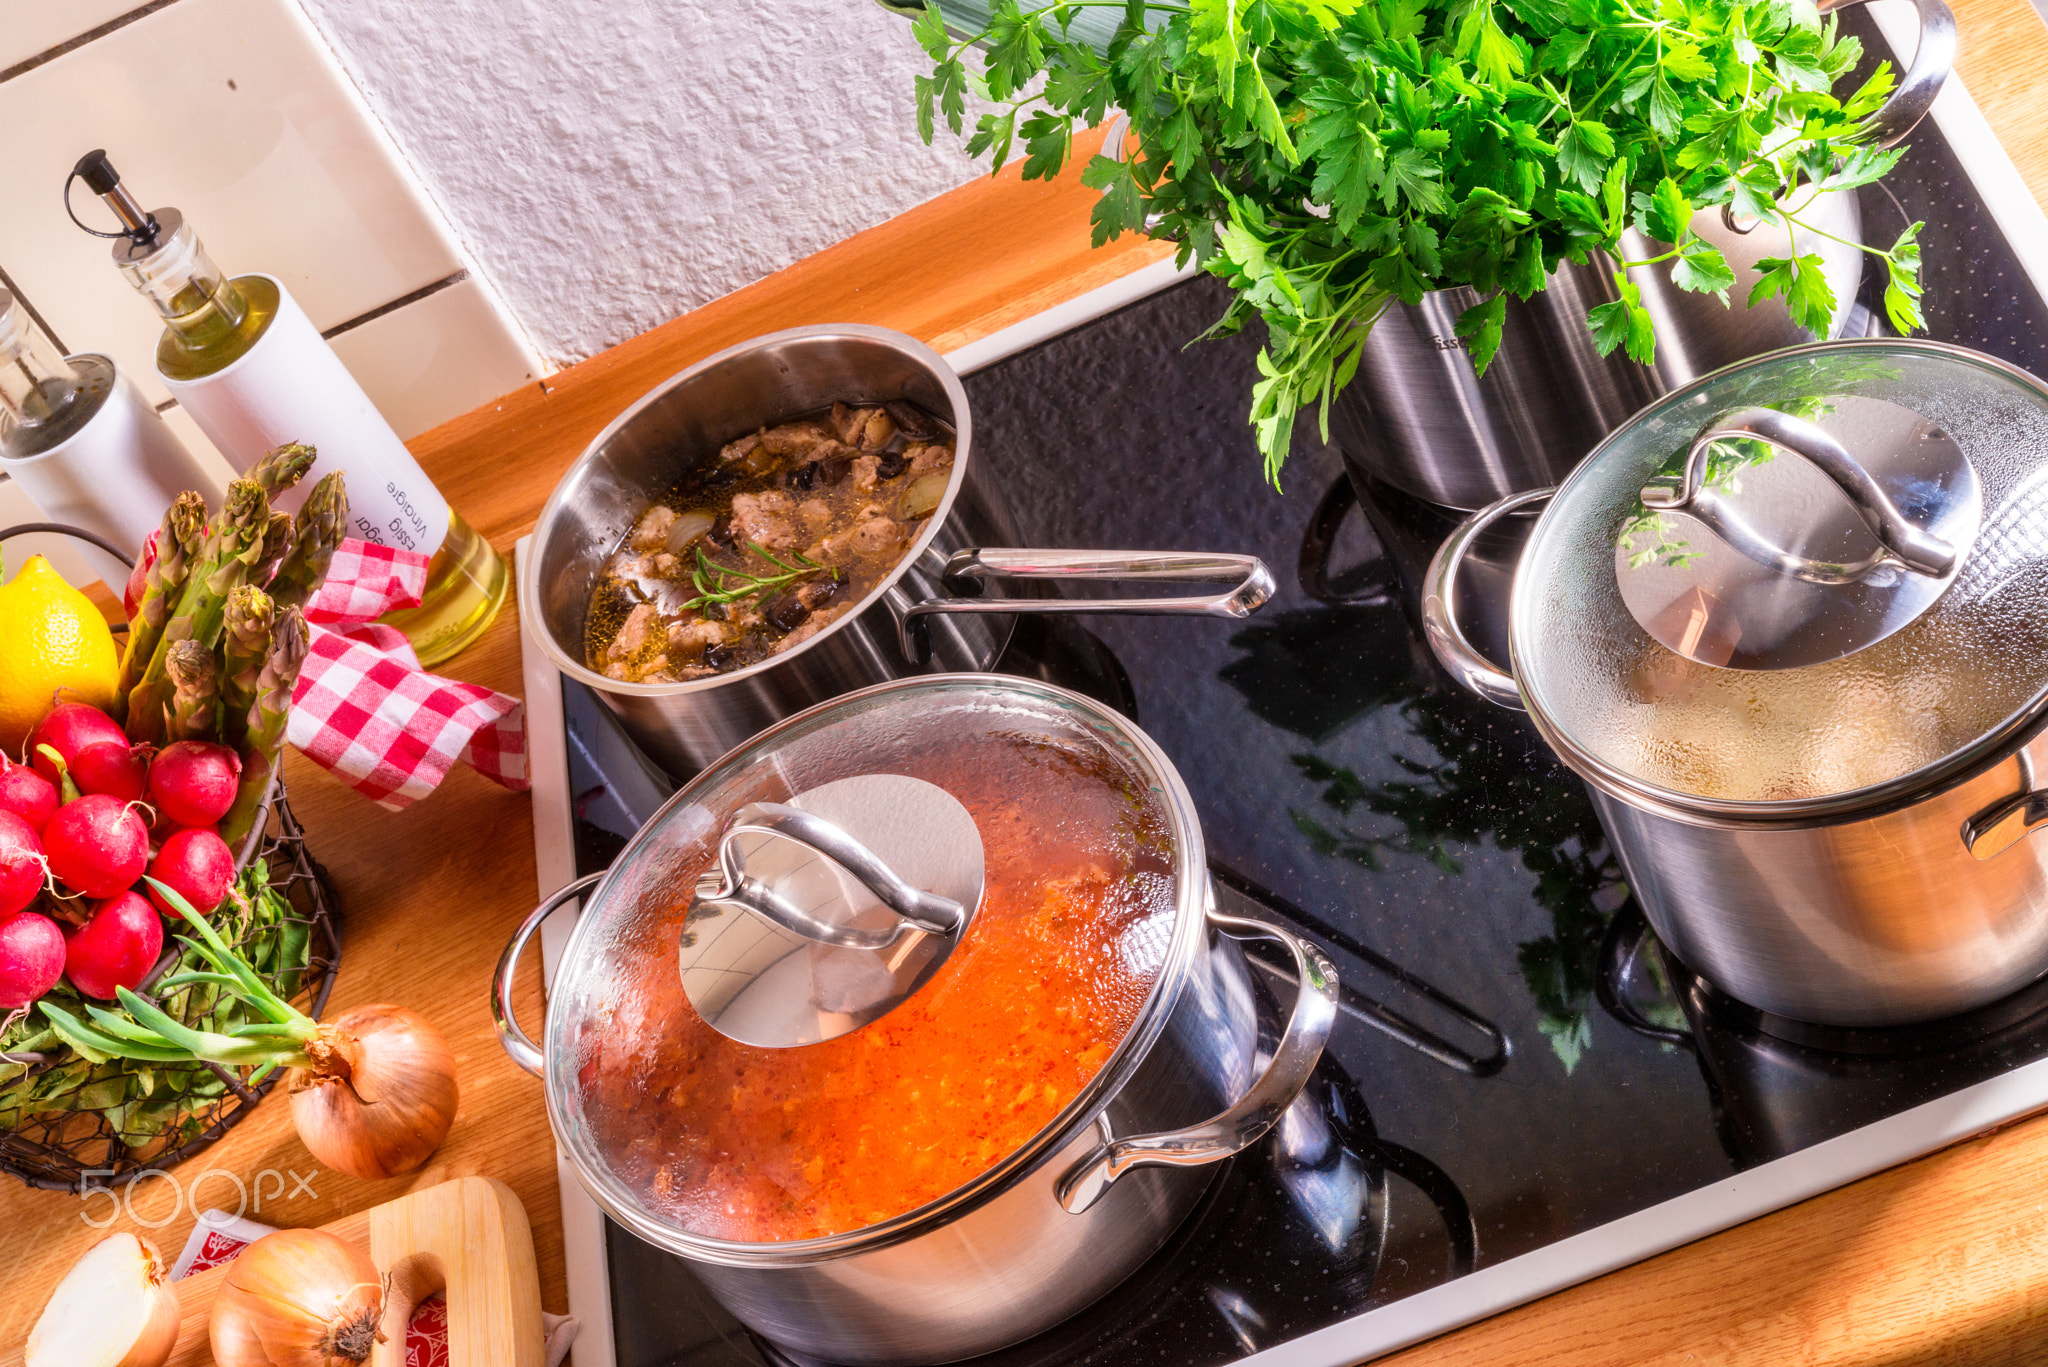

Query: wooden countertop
[{"left": 6, "top": 5, "right": 2048, "bottom": 1360}]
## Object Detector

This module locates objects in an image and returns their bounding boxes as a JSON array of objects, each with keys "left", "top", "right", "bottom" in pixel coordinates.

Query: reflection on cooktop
[{"left": 1601, "top": 903, "right": 2048, "bottom": 1168}]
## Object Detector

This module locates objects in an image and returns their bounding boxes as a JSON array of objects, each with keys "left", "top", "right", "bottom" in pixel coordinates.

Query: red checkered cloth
[{"left": 126, "top": 534, "right": 527, "bottom": 810}]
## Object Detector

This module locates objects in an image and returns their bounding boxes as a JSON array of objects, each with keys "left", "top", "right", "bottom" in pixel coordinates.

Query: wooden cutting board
[{"left": 3, "top": 1175, "right": 544, "bottom": 1367}]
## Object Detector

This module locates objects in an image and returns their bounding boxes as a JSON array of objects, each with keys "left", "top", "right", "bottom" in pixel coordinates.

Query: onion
[
  {"left": 665, "top": 509, "right": 717, "bottom": 554},
  {"left": 209, "top": 1229, "right": 383, "bottom": 1367},
  {"left": 899, "top": 470, "right": 949, "bottom": 520},
  {"left": 25, "top": 1231, "right": 181, "bottom": 1367},
  {"left": 288, "top": 1004, "right": 459, "bottom": 1180}
]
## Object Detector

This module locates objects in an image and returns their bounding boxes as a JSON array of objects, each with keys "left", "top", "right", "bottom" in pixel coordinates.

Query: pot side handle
[
  {"left": 491, "top": 872, "right": 606, "bottom": 1078},
  {"left": 898, "top": 548, "right": 1275, "bottom": 665},
  {"left": 1420, "top": 488, "right": 1548, "bottom": 711},
  {"left": 1824, "top": 0, "right": 1956, "bottom": 150},
  {"left": 1054, "top": 909, "right": 1339, "bottom": 1215}
]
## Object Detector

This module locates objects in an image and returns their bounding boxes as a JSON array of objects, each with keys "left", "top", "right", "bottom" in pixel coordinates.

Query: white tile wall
[
  {"left": 326, "top": 277, "right": 537, "bottom": 440},
  {"left": 0, "top": 0, "right": 138, "bottom": 72},
  {"left": 0, "top": 0, "right": 543, "bottom": 469}
]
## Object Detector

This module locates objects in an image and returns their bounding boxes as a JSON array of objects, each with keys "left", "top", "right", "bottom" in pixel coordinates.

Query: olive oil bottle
[{"left": 71, "top": 150, "right": 507, "bottom": 665}]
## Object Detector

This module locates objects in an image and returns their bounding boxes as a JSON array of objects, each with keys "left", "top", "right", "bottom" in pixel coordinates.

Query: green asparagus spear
[
  {"left": 117, "top": 492, "right": 207, "bottom": 721},
  {"left": 127, "top": 480, "right": 270, "bottom": 745},
  {"left": 220, "top": 585, "right": 275, "bottom": 750},
  {"left": 220, "top": 606, "right": 308, "bottom": 849},
  {"left": 164, "top": 639, "right": 220, "bottom": 743},
  {"left": 270, "top": 471, "right": 347, "bottom": 612},
  {"left": 252, "top": 510, "right": 294, "bottom": 589},
  {"left": 248, "top": 442, "right": 316, "bottom": 497}
]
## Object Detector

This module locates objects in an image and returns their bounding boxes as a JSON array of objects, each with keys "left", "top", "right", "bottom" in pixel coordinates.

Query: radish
[
  {"left": 0, "top": 812, "right": 45, "bottom": 917},
  {"left": 146, "top": 828, "right": 234, "bottom": 919},
  {"left": 64, "top": 892, "right": 163, "bottom": 1001},
  {"left": 0, "top": 912, "right": 65, "bottom": 1008},
  {"left": 69, "top": 742, "right": 151, "bottom": 803},
  {"left": 43, "top": 796, "right": 150, "bottom": 899},
  {"left": 29, "top": 704, "right": 127, "bottom": 787},
  {"left": 0, "top": 757, "right": 58, "bottom": 836},
  {"left": 147, "top": 741, "right": 241, "bottom": 829}
]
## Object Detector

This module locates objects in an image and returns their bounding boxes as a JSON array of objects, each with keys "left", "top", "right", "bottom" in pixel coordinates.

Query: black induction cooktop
[{"left": 542, "top": 25, "right": 2048, "bottom": 1362}]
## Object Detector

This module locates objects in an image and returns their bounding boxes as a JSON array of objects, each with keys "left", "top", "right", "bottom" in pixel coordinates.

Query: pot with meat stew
[
  {"left": 493, "top": 675, "right": 1339, "bottom": 1364},
  {"left": 522, "top": 325, "right": 1275, "bottom": 775}
]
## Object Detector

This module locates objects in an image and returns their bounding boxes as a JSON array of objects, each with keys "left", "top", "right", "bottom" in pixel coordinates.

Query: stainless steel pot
[
  {"left": 522, "top": 325, "right": 1274, "bottom": 775},
  {"left": 1332, "top": 0, "right": 1956, "bottom": 510},
  {"left": 1421, "top": 340, "right": 2048, "bottom": 1027},
  {"left": 491, "top": 674, "right": 1338, "bottom": 1364}
]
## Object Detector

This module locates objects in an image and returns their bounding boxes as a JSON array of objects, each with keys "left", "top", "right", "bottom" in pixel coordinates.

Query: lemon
[{"left": 0, "top": 555, "right": 121, "bottom": 755}]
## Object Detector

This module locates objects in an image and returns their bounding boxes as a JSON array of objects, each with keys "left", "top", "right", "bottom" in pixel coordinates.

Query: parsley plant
[{"left": 908, "top": 0, "right": 1925, "bottom": 484}]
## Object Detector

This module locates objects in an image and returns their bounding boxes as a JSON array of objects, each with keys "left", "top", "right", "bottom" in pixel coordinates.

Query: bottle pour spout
[{"left": 67, "top": 149, "right": 161, "bottom": 249}]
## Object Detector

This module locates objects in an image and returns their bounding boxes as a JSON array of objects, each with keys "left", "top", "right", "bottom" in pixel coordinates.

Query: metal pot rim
[
  {"left": 520, "top": 322, "right": 977, "bottom": 697},
  {"left": 541, "top": 672, "right": 1216, "bottom": 1267},
  {"left": 1509, "top": 337, "right": 2048, "bottom": 829}
]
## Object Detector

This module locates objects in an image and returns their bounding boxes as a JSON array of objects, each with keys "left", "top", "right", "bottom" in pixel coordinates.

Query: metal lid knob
[{"left": 679, "top": 774, "right": 985, "bottom": 1048}]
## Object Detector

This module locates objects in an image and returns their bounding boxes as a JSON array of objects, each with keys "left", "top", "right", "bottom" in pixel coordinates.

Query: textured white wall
[{"left": 297, "top": 0, "right": 985, "bottom": 368}]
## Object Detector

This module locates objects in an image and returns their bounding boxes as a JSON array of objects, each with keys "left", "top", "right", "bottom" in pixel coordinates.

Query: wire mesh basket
[{"left": 0, "top": 782, "right": 340, "bottom": 1193}]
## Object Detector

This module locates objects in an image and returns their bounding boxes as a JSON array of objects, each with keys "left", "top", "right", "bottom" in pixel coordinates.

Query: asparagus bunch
[{"left": 120, "top": 447, "right": 346, "bottom": 827}]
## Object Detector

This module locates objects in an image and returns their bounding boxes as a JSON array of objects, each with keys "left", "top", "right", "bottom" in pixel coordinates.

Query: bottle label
[{"left": 159, "top": 278, "right": 451, "bottom": 559}]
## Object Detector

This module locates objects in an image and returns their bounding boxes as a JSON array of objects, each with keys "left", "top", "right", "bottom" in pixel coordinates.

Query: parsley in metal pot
[{"left": 905, "top": 0, "right": 1925, "bottom": 483}]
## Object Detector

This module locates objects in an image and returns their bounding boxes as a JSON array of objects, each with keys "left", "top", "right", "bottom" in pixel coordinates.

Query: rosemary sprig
[{"left": 679, "top": 542, "right": 837, "bottom": 613}]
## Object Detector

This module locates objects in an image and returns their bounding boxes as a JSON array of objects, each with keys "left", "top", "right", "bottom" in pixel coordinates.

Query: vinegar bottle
[{"left": 71, "top": 150, "right": 507, "bottom": 666}]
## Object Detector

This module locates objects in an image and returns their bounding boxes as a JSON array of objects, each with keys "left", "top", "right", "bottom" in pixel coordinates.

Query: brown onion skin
[
  {"left": 209, "top": 1229, "right": 383, "bottom": 1367},
  {"left": 288, "top": 1003, "right": 458, "bottom": 1180}
]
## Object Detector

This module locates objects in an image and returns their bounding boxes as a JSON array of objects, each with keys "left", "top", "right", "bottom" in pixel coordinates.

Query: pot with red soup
[{"left": 492, "top": 675, "right": 1338, "bottom": 1364}]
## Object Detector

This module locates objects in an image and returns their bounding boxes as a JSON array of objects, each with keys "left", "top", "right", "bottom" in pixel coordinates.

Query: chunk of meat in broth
[
  {"left": 729, "top": 491, "right": 800, "bottom": 550},
  {"left": 630, "top": 505, "right": 676, "bottom": 551}
]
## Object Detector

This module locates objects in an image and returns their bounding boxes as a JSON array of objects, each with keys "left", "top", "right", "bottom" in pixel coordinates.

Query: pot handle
[
  {"left": 1643, "top": 406, "right": 1962, "bottom": 583},
  {"left": 491, "top": 872, "right": 605, "bottom": 1078},
  {"left": 1823, "top": 0, "right": 1955, "bottom": 149},
  {"left": 899, "top": 548, "right": 1275, "bottom": 665},
  {"left": 1054, "top": 908, "right": 1339, "bottom": 1215},
  {"left": 1419, "top": 488, "right": 1548, "bottom": 710},
  {"left": 1964, "top": 749, "right": 2048, "bottom": 860}
]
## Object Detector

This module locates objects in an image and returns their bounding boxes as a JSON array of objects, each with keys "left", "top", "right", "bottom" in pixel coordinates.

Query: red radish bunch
[
  {"left": 148, "top": 742, "right": 241, "bottom": 829},
  {"left": 64, "top": 892, "right": 164, "bottom": 1001},
  {"left": 0, "top": 912, "right": 65, "bottom": 1009},
  {"left": 0, "top": 812, "right": 45, "bottom": 917},
  {"left": 0, "top": 756, "right": 57, "bottom": 834},
  {"left": 2, "top": 701, "right": 259, "bottom": 1015},
  {"left": 147, "top": 828, "right": 234, "bottom": 919},
  {"left": 30, "top": 704, "right": 128, "bottom": 787},
  {"left": 45, "top": 796, "right": 151, "bottom": 899},
  {"left": 69, "top": 742, "right": 151, "bottom": 802}
]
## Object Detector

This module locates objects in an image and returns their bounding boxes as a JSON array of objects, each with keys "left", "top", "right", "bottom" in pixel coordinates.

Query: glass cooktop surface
[{"left": 550, "top": 38, "right": 2048, "bottom": 1363}]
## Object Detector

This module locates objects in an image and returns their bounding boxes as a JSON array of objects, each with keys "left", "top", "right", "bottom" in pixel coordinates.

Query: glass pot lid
[
  {"left": 1513, "top": 341, "right": 2048, "bottom": 807},
  {"left": 546, "top": 676, "right": 1204, "bottom": 1251}
]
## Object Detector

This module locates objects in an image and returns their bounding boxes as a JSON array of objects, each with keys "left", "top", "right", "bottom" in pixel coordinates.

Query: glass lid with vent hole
[
  {"left": 540, "top": 675, "right": 1205, "bottom": 1249},
  {"left": 1510, "top": 341, "right": 2048, "bottom": 809}
]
